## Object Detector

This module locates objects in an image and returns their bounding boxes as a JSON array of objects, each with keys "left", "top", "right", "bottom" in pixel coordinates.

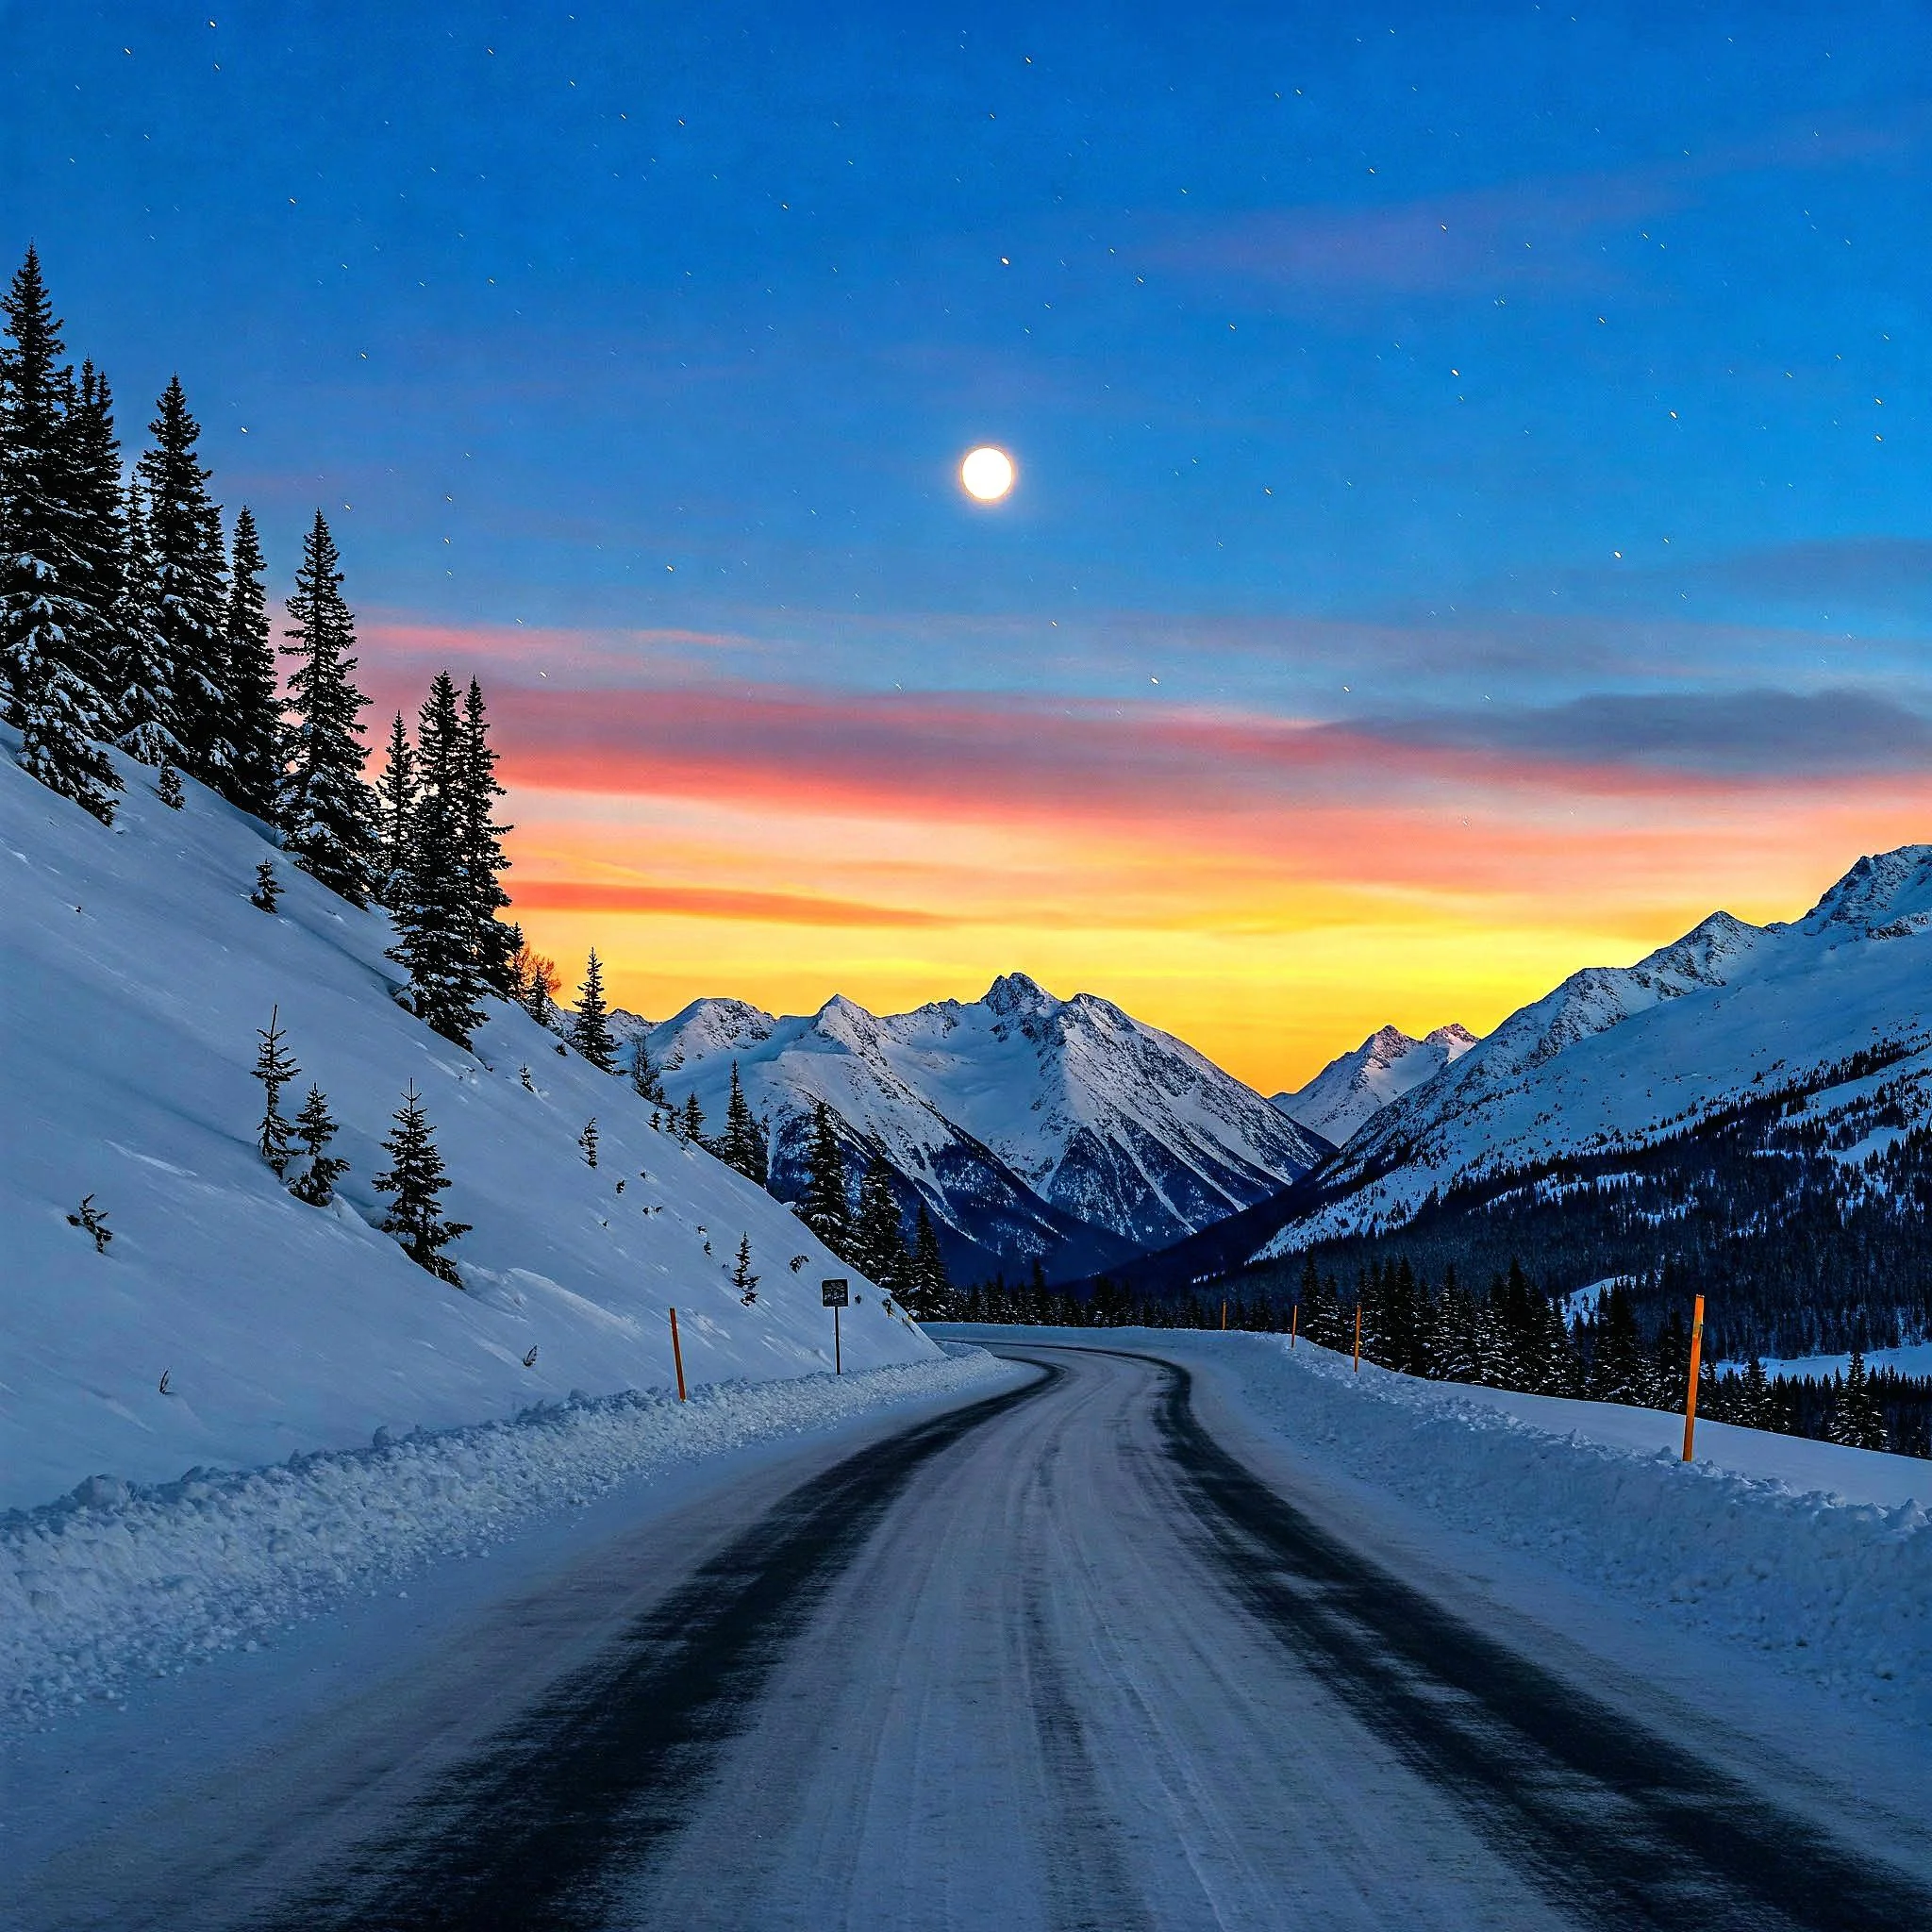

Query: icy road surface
[{"left": 14, "top": 1345, "right": 1932, "bottom": 1930}]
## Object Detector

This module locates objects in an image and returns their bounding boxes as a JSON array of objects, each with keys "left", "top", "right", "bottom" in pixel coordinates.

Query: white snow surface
[
  {"left": 953, "top": 1327, "right": 1932, "bottom": 1725},
  {"left": 0, "top": 731, "right": 934, "bottom": 1517},
  {"left": 1271, "top": 1021, "right": 1478, "bottom": 1144},
  {"left": 1259, "top": 846, "right": 1932, "bottom": 1257},
  {"left": 0, "top": 1345, "right": 1016, "bottom": 1736},
  {"left": 630, "top": 970, "right": 1329, "bottom": 1253}
]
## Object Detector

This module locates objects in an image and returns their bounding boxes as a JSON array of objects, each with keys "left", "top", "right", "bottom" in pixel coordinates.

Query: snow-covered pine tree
[
  {"left": 387, "top": 673, "right": 486, "bottom": 1046},
  {"left": 907, "top": 1199, "right": 950, "bottom": 1319},
  {"left": 63, "top": 361, "right": 129, "bottom": 715},
  {"left": 1588, "top": 1282, "right": 1646, "bottom": 1405},
  {"left": 1736, "top": 1355, "right": 1772, "bottom": 1430},
  {"left": 629, "top": 1033, "right": 669, "bottom": 1106},
  {"left": 288, "top": 1085, "right": 349, "bottom": 1206},
  {"left": 732, "top": 1233, "right": 759, "bottom": 1305},
  {"left": 850, "top": 1152, "right": 908, "bottom": 1291},
  {"left": 718, "top": 1061, "right": 768, "bottom": 1186},
  {"left": 570, "top": 946, "right": 618, "bottom": 1071},
  {"left": 156, "top": 760, "right": 184, "bottom": 808},
  {"left": 458, "top": 678, "right": 515, "bottom": 995},
  {"left": 279, "top": 511, "right": 378, "bottom": 904},
  {"left": 138, "top": 375, "right": 231, "bottom": 791},
  {"left": 109, "top": 480, "right": 186, "bottom": 768},
  {"left": 579, "top": 1116, "right": 599, "bottom": 1167},
  {"left": 374, "top": 709, "right": 415, "bottom": 907},
  {"left": 0, "top": 247, "right": 120, "bottom": 822},
  {"left": 374, "top": 1082, "right": 470, "bottom": 1284},
  {"left": 1830, "top": 1350, "right": 1887, "bottom": 1451},
  {"left": 680, "top": 1091, "right": 706, "bottom": 1144},
  {"left": 800, "top": 1101, "right": 850, "bottom": 1255},
  {"left": 222, "top": 507, "right": 283, "bottom": 821},
  {"left": 251, "top": 857, "right": 281, "bottom": 910},
  {"left": 252, "top": 1005, "right": 300, "bottom": 1176}
]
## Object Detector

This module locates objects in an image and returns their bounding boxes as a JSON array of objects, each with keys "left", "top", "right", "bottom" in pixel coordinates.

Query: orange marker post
[
  {"left": 1221, "top": 1298, "right": 1228, "bottom": 1332},
  {"left": 1290, "top": 1304, "right": 1298, "bottom": 1350},
  {"left": 669, "top": 1305, "right": 688, "bottom": 1402},
  {"left": 1353, "top": 1303, "right": 1363, "bottom": 1374},
  {"left": 1681, "top": 1292, "right": 1706, "bottom": 1462}
]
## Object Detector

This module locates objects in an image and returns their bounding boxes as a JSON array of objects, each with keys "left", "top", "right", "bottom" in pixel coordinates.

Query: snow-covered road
[{"left": 13, "top": 1343, "right": 1932, "bottom": 1929}]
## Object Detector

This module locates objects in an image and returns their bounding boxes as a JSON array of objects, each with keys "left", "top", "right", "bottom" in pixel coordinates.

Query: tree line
[{"left": 939, "top": 1254, "right": 1932, "bottom": 1459}]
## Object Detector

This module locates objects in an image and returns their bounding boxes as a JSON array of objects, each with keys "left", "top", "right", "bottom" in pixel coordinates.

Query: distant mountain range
[
  {"left": 613, "top": 973, "right": 1332, "bottom": 1282},
  {"left": 1271, "top": 1022, "right": 1479, "bottom": 1144},
  {"left": 1101, "top": 847, "right": 1932, "bottom": 1358}
]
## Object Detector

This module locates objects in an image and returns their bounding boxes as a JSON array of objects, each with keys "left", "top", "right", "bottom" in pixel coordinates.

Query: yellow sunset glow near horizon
[{"left": 960, "top": 445, "right": 1016, "bottom": 501}]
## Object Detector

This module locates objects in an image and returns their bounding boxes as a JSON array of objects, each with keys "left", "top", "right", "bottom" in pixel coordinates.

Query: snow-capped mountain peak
[
  {"left": 625, "top": 972, "right": 1330, "bottom": 1278},
  {"left": 1271, "top": 1021, "right": 1478, "bottom": 1145}
]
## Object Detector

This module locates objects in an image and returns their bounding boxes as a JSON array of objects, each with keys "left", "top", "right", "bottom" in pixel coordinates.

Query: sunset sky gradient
[{"left": 7, "top": 3, "right": 1930, "bottom": 1087}]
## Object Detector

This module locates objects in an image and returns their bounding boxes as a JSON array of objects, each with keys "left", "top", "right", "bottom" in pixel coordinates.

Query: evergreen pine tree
[
  {"left": 374, "top": 1083, "right": 470, "bottom": 1283},
  {"left": 0, "top": 248, "right": 120, "bottom": 821},
  {"left": 1830, "top": 1350, "right": 1887, "bottom": 1451},
  {"left": 1590, "top": 1282, "right": 1646, "bottom": 1405},
  {"left": 732, "top": 1233, "right": 759, "bottom": 1305},
  {"left": 718, "top": 1062, "right": 768, "bottom": 1186},
  {"left": 850, "top": 1153, "right": 909, "bottom": 1291},
  {"left": 907, "top": 1200, "right": 950, "bottom": 1320},
  {"left": 374, "top": 709, "right": 414, "bottom": 906},
  {"left": 252, "top": 1005, "right": 300, "bottom": 1176},
  {"left": 681, "top": 1091, "right": 706, "bottom": 1144},
  {"left": 279, "top": 512, "right": 377, "bottom": 902},
  {"left": 509, "top": 931, "right": 559, "bottom": 1025},
  {"left": 222, "top": 507, "right": 282, "bottom": 819},
  {"left": 801, "top": 1101, "right": 850, "bottom": 1254},
  {"left": 630, "top": 1034, "right": 669, "bottom": 1106},
  {"left": 387, "top": 673, "right": 486, "bottom": 1045},
  {"left": 109, "top": 480, "right": 186, "bottom": 767},
  {"left": 579, "top": 1116, "right": 599, "bottom": 1167},
  {"left": 1737, "top": 1355, "right": 1772, "bottom": 1431},
  {"left": 64, "top": 361, "right": 129, "bottom": 723},
  {"left": 156, "top": 760, "right": 184, "bottom": 808},
  {"left": 458, "top": 677, "right": 515, "bottom": 995},
  {"left": 570, "top": 947, "right": 618, "bottom": 1070},
  {"left": 288, "top": 1085, "right": 349, "bottom": 1206},
  {"left": 251, "top": 857, "right": 281, "bottom": 910},
  {"left": 138, "top": 375, "right": 231, "bottom": 789}
]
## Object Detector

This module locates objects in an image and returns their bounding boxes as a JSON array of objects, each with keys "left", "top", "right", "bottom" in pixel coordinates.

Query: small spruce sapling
[
  {"left": 156, "top": 763, "right": 185, "bottom": 809},
  {"left": 250, "top": 858, "right": 282, "bottom": 911},
  {"left": 66, "top": 1194, "right": 112, "bottom": 1252},
  {"left": 733, "top": 1234, "right": 759, "bottom": 1305},
  {"left": 374, "top": 1082, "right": 470, "bottom": 1284},
  {"left": 579, "top": 1116, "right": 599, "bottom": 1168},
  {"left": 253, "top": 1005, "right": 300, "bottom": 1176},
  {"left": 681, "top": 1091, "right": 705, "bottom": 1145},
  {"left": 519, "top": 1064, "right": 534, "bottom": 1091},
  {"left": 288, "top": 1085, "right": 349, "bottom": 1205}
]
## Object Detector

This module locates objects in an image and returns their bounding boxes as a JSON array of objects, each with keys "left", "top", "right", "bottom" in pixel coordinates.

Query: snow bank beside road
[
  {"left": 2, "top": 1346, "right": 1018, "bottom": 1736},
  {"left": 949, "top": 1327, "right": 1932, "bottom": 1725}
]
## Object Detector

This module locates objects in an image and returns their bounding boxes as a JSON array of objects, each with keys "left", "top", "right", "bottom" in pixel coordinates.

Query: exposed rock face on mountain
[
  {"left": 1271, "top": 1022, "right": 1479, "bottom": 1144},
  {"left": 620, "top": 973, "right": 1332, "bottom": 1282}
]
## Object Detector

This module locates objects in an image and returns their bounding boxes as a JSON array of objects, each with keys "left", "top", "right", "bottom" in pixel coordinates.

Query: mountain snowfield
[
  {"left": 1256, "top": 846, "right": 1932, "bottom": 1261},
  {"left": 626, "top": 974, "right": 1331, "bottom": 1278},
  {"left": 1271, "top": 1021, "right": 1479, "bottom": 1144},
  {"left": 0, "top": 727, "right": 934, "bottom": 1516}
]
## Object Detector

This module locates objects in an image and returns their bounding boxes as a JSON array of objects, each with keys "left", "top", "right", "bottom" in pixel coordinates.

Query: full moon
[{"left": 960, "top": 445, "right": 1016, "bottom": 502}]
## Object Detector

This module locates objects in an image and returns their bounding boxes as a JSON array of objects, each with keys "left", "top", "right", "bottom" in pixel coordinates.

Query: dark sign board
[{"left": 821, "top": 1278, "right": 850, "bottom": 1307}]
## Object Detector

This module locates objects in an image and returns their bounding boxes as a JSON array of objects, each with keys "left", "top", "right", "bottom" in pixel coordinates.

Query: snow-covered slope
[
  {"left": 629, "top": 973, "right": 1331, "bottom": 1279},
  {"left": 1255, "top": 847, "right": 1932, "bottom": 1259},
  {"left": 0, "top": 731, "right": 931, "bottom": 1513},
  {"left": 1272, "top": 1022, "right": 1478, "bottom": 1144}
]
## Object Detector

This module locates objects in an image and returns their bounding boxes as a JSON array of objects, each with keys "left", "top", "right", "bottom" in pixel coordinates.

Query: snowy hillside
[
  {"left": 1251, "top": 848, "right": 1932, "bottom": 1305},
  {"left": 625, "top": 973, "right": 1330, "bottom": 1280},
  {"left": 0, "top": 729, "right": 931, "bottom": 1513},
  {"left": 1272, "top": 1022, "right": 1478, "bottom": 1144}
]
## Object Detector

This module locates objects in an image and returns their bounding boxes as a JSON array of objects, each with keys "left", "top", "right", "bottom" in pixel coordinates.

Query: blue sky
[{"left": 7, "top": 2, "right": 1931, "bottom": 1080}]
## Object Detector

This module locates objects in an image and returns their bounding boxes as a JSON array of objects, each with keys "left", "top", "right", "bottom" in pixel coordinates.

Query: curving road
[{"left": 26, "top": 1345, "right": 1932, "bottom": 1929}]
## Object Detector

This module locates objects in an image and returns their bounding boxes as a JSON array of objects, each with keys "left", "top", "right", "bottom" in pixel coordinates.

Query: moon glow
[{"left": 960, "top": 445, "right": 1016, "bottom": 502}]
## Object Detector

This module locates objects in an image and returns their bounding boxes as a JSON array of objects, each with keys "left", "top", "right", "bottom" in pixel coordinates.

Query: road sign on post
[{"left": 823, "top": 1278, "right": 848, "bottom": 1374}]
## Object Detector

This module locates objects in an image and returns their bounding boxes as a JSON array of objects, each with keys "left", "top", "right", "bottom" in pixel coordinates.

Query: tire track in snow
[
  {"left": 1141, "top": 1349, "right": 1932, "bottom": 1932},
  {"left": 268, "top": 1362, "right": 1060, "bottom": 1931}
]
